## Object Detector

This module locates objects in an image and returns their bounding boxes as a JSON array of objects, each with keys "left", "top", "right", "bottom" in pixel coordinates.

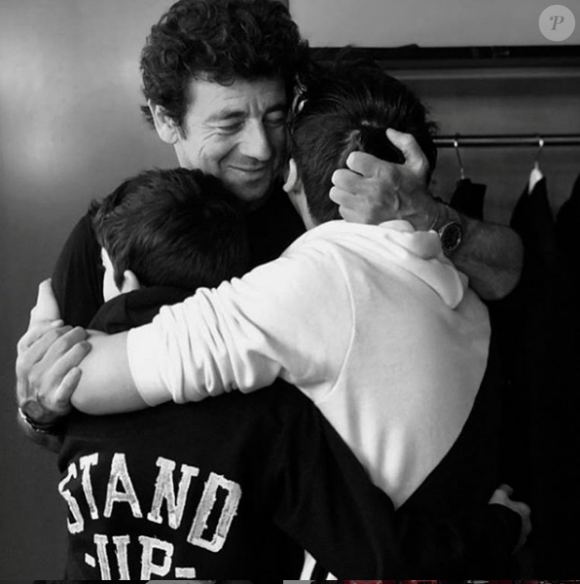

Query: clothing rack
[{"left": 434, "top": 134, "right": 580, "bottom": 148}]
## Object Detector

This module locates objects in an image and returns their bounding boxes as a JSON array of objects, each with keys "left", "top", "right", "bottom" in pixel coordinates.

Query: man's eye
[
  {"left": 265, "top": 114, "right": 287, "bottom": 127},
  {"left": 217, "top": 123, "right": 243, "bottom": 134}
]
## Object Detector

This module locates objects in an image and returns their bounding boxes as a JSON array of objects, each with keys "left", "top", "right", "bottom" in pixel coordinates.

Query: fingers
[
  {"left": 24, "top": 333, "right": 91, "bottom": 419},
  {"left": 386, "top": 128, "right": 427, "bottom": 170},
  {"left": 488, "top": 488, "right": 506, "bottom": 505},
  {"left": 498, "top": 483, "right": 514, "bottom": 496},
  {"left": 47, "top": 362, "right": 85, "bottom": 415},
  {"left": 329, "top": 185, "right": 359, "bottom": 208},
  {"left": 344, "top": 151, "right": 383, "bottom": 178},
  {"left": 29, "top": 278, "right": 61, "bottom": 325},
  {"left": 42, "top": 326, "right": 88, "bottom": 364},
  {"left": 343, "top": 132, "right": 428, "bottom": 178},
  {"left": 332, "top": 167, "right": 367, "bottom": 192},
  {"left": 517, "top": 501, "right": 532, "bottom": 519},
  {"left": 17, "top": 319, "right": 64, "bottom": 353},
  {"left": 329, "top": 186, "right": 374, "bottom": 223},
  {"left": 488, "top": 483, "right": 516, "bottom": 505},
  {"left": 487, "top": 483, "right": 532, "bottom": 553},
  {"left": 16, "top": 325, "right": 73, "bottom": 376},
  {"left": 46, "top": 340, "right": 91, "bottom": 393}
]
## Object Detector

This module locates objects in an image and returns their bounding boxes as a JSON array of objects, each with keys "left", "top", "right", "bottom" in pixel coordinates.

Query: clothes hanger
[
  {"left": 535, "top": 135, "right": 545, "bottom": 171},
  {"left": 453, "top": 135, "right": 466, "bottom": 180},
  {"left": 449, "top": 134, "right": 487, "bottom": 219},
  {"left": 529, "top": 135, "right": 545, "bottom": 193}
]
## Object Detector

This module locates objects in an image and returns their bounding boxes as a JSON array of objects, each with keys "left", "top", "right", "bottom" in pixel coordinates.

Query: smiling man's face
[{"left": 166, "top": 76, "right": 289, "bottom": 206}]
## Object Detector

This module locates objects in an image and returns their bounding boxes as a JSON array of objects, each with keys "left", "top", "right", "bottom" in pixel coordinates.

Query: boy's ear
[
  {"left": 282, "top": 158, "right": 302, "bottom": 194},
  {"left": 120, "top": 270, "right": 141, "bottom": 295},
  {"left": 149, "top": 100, "right": 180, "bottom": 145}
]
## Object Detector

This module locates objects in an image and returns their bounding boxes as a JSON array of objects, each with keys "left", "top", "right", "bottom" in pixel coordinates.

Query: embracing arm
[
  {"left": 15, "top": 279, "right": 91, "bottom": 450},
  {"left": 15, "top": 211, "right": 103, "bottom": 448},
  {"left": 331, "top": 128, "right": 523, "bottom": 300},
  {"left": 72, "top": 250, "right": 350, "bottom": 414},
  {"left": 70, "top": 330, "right": 146, "bottom": 414},
  {"left": 430, "top": 197, "right": 524, "bottom": 300}
]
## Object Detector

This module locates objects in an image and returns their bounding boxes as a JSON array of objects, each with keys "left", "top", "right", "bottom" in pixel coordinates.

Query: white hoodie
[{"left": 128, "top": 219, "right": 490, "bottom": 508}]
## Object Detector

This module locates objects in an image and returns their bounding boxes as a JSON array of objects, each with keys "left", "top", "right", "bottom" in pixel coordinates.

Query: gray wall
[{"left": 0, "top": 0, "right": 175, "bottom": 578}]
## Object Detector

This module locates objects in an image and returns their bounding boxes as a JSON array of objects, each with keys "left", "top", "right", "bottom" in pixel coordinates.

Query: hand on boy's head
[{"left": 329, "top": 128, "right": 437, "bottom": 230}]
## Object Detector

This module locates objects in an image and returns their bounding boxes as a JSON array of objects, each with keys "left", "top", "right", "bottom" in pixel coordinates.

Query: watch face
[{"left": 440, "top": 221, "right": 463, "bottom": 252}]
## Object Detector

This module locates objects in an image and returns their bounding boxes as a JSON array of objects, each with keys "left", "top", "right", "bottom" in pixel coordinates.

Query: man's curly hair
[{"left": 140, "top": 0, "right": 309, "bottom": 131}]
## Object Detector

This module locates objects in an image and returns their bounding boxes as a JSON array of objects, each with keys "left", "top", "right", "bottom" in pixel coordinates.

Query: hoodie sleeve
[{"left": 127, "top": 243, "right": 353, "bottom": 406}]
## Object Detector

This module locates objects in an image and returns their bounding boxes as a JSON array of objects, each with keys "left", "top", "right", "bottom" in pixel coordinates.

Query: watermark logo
[{"left": 539, "top": 5, "right": 576, "bottom": 41}]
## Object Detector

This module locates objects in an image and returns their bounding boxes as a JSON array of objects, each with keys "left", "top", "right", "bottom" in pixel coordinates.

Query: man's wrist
[
  {"left": 431, "top": 198, "right": 464, "bottom": 256},
  {"left": 429, "top": 197, "right": 458, "bottom": 230},
  {"left": 18, "top": 403, "right": 65, "bottom": 435}
]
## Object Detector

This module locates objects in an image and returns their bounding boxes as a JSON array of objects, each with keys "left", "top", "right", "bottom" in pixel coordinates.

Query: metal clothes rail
[{"left": 434, "top": 134, "right": 580, "bottom": 147}]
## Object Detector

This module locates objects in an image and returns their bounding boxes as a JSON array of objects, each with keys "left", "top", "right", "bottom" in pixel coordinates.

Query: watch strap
[{"left": 18, "top": 406, "right": 65, "bottom": 435}]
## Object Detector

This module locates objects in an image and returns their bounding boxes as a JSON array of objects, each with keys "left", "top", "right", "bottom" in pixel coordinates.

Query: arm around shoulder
[
  {"left": 445, "top": 207, "right": 524, "bottom": 300},
  {"left": 71, "top": 330, "right": 147, "bottom": 415}
]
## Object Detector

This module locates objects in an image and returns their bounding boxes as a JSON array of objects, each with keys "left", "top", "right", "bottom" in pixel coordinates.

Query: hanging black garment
[
  {"left": 491, "top": 176, "right": 579, "bottom": 573},
  {"left": 449, "top": 178, "right": 487, "bottom": 219},
  {"left": 556, "top": 170, "right": 580, "bottom": 264},
  {"left": 511, "top": 177, "right": 561, "bottom": 271},
  {"left": 492, "top": 177, "right": 559, "bottom": 498}
]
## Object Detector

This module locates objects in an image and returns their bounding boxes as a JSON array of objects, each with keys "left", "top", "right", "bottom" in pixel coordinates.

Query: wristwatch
[
  {"left": 432, "top": 198, "right": 464, "bottom": 256},
  {"left": 18, "top": 404, "right": 64, "bottom": 435},
  {"left": 438, "top": 220, "right": 463, "bottom": 255}
]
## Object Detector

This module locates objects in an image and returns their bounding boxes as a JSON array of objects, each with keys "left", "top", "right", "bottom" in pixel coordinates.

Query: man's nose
[{"left": 239, "top": 120, "right": 272, "bottom": 161}]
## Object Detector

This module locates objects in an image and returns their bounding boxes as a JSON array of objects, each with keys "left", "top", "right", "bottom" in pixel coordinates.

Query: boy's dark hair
[
  {"left": 140, "top": 0, "right": 310, "bottom": 130},
  {"left": 92, "top": 167, "right": 249, "bottom": 291},
  {"left": 290, "top": 60, "right": 438, "bottom": 224}
]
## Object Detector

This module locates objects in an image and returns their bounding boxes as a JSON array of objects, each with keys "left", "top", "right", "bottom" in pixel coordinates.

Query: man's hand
[
  {"left": 15, "top": 279, "right": 90, "bottom": 425},
  {"left": 488, "top": 483, "right": 532, "bottom": 553},
  {"left": 330, "top": 128, "right": 438, "bottom": 229},
  {"left": 330, "top": 128, "right": 524, "bottom": 300}
]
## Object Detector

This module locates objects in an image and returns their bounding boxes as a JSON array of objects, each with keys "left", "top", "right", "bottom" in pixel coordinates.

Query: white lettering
[
  {"left": 147, "top": 457, "right": 199, "bottom": 529},
  {"left": 94, "top": 534, "right": 112, "bottom": 580},
  {"left": 104, "top": 453, "right": 142, "bottom": 519},
  {"left": 187, "top": 472, "right": 241, "bottom": 552},
  {"left": 58, "top": 462, "right": 84, "bottom": 534},
  {"left": 175, "top": 567, "right": 197, "bottom": 577},
  {"left": 113, "top": 535, "right": 131, "bottom": 580},
  {"left": 139, "top": 535, "right": 173, "bottom": 579},
  {"left": 79, "top": 453, "right": 100, "bottom": 520}
]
